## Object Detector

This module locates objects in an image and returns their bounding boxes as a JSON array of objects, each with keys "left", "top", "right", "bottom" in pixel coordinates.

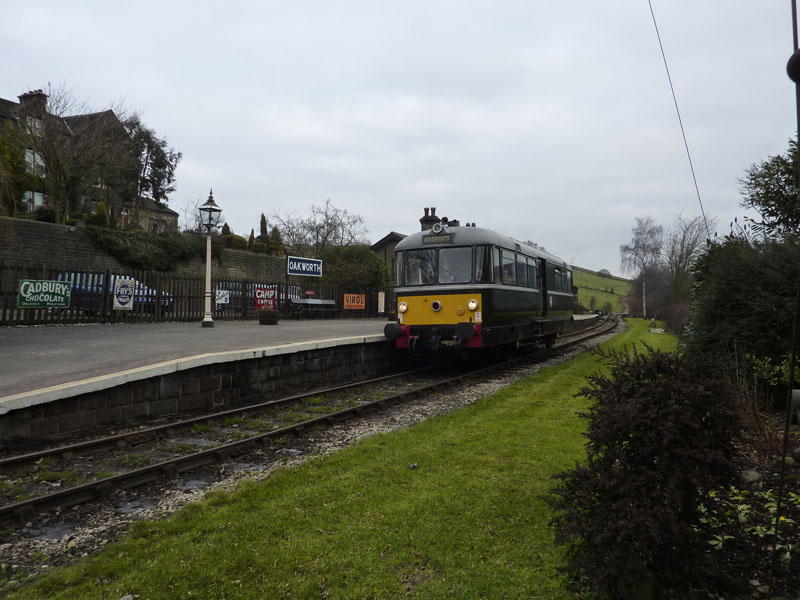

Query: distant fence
[{"left": 0, "top": 264, "right": 390, "bottom": 326}]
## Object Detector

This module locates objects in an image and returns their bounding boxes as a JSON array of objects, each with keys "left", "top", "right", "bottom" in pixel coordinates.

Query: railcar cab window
[
  {"left": 403, "top": 249, "right": 437, "bottom": 285},
  {"left": 438, "top": 247, "right": 472, "bottom": 284}
]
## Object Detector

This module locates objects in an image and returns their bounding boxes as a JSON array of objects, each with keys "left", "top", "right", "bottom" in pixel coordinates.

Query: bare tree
[
  {"left": 663, "top": 213, "right": 714, "bottom": 304},
  {"left": 271, "top": 199, "right": 368, "bottom": 256},
  {"left": 620, "top": 216, "right": 664, "bottom": 318},
  {"left": 174, "top": 195, "right": 206, "bottom": 232}
]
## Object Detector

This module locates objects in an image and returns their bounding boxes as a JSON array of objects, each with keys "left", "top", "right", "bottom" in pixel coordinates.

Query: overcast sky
[{"left": 2, "top": 1, "right": 796, "bottom": 274}]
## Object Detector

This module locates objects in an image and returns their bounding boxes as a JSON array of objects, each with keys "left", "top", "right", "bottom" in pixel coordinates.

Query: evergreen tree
[{"left": 739, "top": 139, "right": 800, "bottom": 240}]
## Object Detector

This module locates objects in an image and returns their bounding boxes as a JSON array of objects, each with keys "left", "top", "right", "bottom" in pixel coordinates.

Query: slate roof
[
  {"left": 0, "top": 98, "right": 19, "bottom": 121},
  {"left": 369, "top": 231, "right": 406, "bottom": 251}
]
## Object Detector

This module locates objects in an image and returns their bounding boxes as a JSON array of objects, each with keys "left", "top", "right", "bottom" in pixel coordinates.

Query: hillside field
[{"left": 572, "top": 266, "right": 632, "bottom": 313}]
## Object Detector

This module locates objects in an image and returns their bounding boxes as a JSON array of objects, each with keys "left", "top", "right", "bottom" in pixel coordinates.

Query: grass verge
[{"left": 8, "top": 319, "right": 675, "bottom": 599}]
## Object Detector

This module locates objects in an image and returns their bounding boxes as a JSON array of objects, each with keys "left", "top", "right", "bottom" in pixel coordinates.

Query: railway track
[{"left": 0, "top": 316, "right": 617, "bottom": 527}]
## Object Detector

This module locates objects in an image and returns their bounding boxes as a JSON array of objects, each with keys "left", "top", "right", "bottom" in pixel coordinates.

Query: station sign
[
  {"left": 344, "top": 294, "right": 365, "bottom": 310},
  {"left": 17, "top": 279, "right": 71, "bottom": 308},
  {"left": 113, "top": 278, "right": 135, "bottom": 310},
  {"left": 287, "top": 256, "right": 322, "bottom": 277},
  {"left": 255, "top": 287, "right": 276, "bottom": 310}
]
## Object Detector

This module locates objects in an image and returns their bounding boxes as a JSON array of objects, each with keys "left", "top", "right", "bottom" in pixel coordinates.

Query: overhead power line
[{"left": 647, "top": 0, "right": 712, "bottom": 240}]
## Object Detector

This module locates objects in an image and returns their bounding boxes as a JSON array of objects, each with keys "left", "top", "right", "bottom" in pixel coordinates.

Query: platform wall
[{"left": 1, "top": 339, "right": 395, "bottom": 449}]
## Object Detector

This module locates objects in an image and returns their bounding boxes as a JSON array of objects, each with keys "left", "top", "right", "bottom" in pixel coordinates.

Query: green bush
[
  {"left": 86, "top": 202, "right": 108, "bottom": 226},
  {"left": 225, "top": 234, "right": 248, "bottom": 250},
  {"left": 82, "top": 227, "right": 217, "bottom": 271},
  {"left": 320, "top": 245, "right": 389, "bottom": 291},
  {"left": 550, "top": 346, "right": 740, "bottom": 598}
]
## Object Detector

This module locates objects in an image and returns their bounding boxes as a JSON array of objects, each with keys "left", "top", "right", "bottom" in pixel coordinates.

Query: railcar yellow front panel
[{"left": 397, "top": 293, "right": 482, "bottom": 326}]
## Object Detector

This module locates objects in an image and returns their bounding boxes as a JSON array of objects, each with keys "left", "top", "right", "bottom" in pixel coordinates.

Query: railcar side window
[
  {"left": 404, "top": 249, "right": 437, "bottom": 286},
  {"left": 438, "top": 247, "right": 472, "bottom": 284},
  {"left": 474, "top": 246, "right": 494, "bottom": 283},
  {"left": 516, "top": 254, "right": 527, "bottom": 287},
  {"left": 553, "top": 268, "right": 571, "bottom": 292},
  {"left": 501, "top": 249, "right": 516, "bottom": 285},
  {"left": 527, "top": 258, "right": 539, "bottom": 289}
]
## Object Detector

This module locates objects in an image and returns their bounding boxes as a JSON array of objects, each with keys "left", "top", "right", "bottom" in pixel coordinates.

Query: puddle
[
  {"left": 26, "top": 522, "right": 76, "bottom": 540},
  {"left": 173, "top": 437, "right": 218, "bottom": 447},
  {"left": 279, "top": 448, "right": 303, "bottom": 456},
  {"left": 176, "top": 479, "right": 208, "bottom": 491},
  {"left": 114, "top": 499, "right": 156, "bottom": 514}
]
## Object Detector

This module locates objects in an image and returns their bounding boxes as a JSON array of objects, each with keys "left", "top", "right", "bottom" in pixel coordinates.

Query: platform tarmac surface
[{"left": 0, "top": 318, "right": 389, "bottom": 400}]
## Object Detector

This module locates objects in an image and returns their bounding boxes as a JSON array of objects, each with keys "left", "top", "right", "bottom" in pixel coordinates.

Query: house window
[
  {"left": 23, "top": 191, "right": 46, "bottom": 210},
  {"left": 24, "top": 149, "right": 45, "bottom": 177},
  {"left": 26, "top": 117, "right": 43, "bottom": 137}
]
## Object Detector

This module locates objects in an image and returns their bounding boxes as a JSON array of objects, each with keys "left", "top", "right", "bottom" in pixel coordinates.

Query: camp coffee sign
[
  {"left": 18, "top": 279, "right": 72, "bottom": 308},
  {"left": 255, "top": 287, "right": 276, "bottom": 310}
]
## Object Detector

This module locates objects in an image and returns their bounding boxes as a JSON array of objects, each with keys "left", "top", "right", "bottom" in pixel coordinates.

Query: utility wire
[{"left": 646, "top": 0, "right": 712, "bottom": 240}]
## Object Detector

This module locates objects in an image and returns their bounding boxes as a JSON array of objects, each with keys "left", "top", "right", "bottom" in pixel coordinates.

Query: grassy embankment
[
  {"left": 573, "top": 266, "right": 632, "bottom": 313},
  {"left": 10, "top": 320, "right": 676, "bottom": 599}
]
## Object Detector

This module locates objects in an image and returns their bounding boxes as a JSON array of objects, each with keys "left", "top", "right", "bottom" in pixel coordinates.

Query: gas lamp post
[{"left": 199, "top": 190, "right": 222, "bottom": 327}]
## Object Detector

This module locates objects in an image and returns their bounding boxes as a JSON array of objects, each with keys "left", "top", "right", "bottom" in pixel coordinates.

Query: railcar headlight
[
  {"left": 398, "top": 302, "right": 408, "bottom": 313},
  {"left": 467, "top": 299, "right": 479, "bottom": 311},
  {"left": 431, "top": 300, "right": 442, "bottom": 312}
]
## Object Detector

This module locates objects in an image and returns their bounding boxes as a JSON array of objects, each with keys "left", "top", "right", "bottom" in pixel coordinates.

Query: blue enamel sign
[{"left": 287, "top": 256, "right": 323, "bottom": 277}]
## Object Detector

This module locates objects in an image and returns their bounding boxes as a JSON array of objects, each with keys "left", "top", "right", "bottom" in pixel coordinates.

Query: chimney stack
[
  {"left": 419, "top": 206, "right": 441, "bottom": 232},
  {"left": 18, "top": 89, "right": 48, "bottom": 117}
]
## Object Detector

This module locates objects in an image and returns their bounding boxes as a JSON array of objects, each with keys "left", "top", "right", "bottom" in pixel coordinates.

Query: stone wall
[
  {"left": 0, "top": 339, "right": 395, "bottom": 449},
  {"left": 0, "top": 217, "right": 124, "bottom": 272},
  {"left": 0, "top": 216, "right": 284, "bottom": 281}
]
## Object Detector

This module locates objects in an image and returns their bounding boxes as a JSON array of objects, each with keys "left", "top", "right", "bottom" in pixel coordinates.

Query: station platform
[
  {"left": 0, "top": 315, "right": 601, "bottom": 447},
  {"left": 0, "top": 319, "right": 389, "bottom": 415}
]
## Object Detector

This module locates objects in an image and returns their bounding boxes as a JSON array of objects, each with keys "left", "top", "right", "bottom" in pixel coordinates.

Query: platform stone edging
[{"left": 0, "top": 334, "right": 388, "bottom": 416}]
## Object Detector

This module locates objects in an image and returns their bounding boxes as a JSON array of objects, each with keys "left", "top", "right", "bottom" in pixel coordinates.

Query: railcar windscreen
[
  {"left": 438, "top": 247, "right": 472, "bottom": 284},
  {"left": 403, "top": 249, "right": 437, "bottom": 286}
]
